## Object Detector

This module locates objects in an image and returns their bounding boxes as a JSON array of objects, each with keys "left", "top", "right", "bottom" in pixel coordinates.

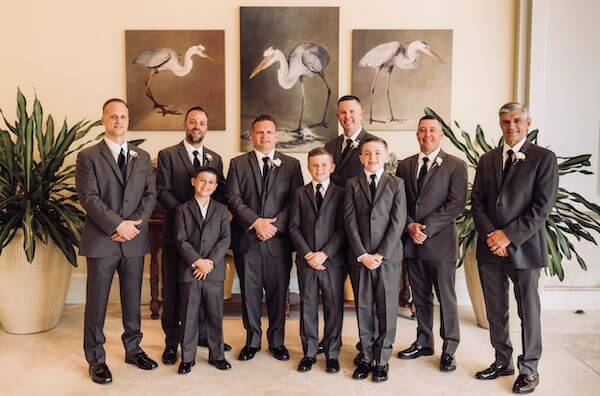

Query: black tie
[
  {"left": 193, "top": 150, "right": 201, "bottom": 169},
  {"left": 417, "top": 157, "right": 429, "bottom": 191},
  {"left": 262, "top": 157, "right": 270, "bottom": 183},
  {"left": 315, "top": 183, "right": 324, "bottom": 211},
  {"left": 369, "top": 174, "right": 377, "bottom": 200},
  {"left": 341, "top": 139, "right": 353, "bottom": 160},
  {"left": 118, "top": 148, "right": 127, "bottom": 180},
  {"left": 503, "top": 149, "right": 514, "bottom": 182}
]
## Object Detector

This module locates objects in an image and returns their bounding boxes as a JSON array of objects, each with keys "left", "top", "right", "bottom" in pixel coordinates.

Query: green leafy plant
[{"left": 425, "top": 107, "right": 600, "bottom": 280}]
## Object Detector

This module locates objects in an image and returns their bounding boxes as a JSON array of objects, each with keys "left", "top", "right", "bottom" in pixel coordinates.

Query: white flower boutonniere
[
  {"left": 128, "top": 150, "right": 138, "bottom": 162},
  {"left": 271, "top": 158, "right": 282, "bottom": 168},
  {"left": 434, "top": 156, "right": 443, "bottom": 167},
  {"left": 513, "top": 152, "right": 526, "bottom": 162},
  {"left": 205, "top": 153, "right": 213, "bottom": 162},
  {"left": 351, "top": 139, "right": 360, "bottom": 150}
]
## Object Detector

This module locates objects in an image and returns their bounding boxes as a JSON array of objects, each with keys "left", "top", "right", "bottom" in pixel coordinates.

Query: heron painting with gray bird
[
  {"left": 359, "top": 40, "right": 443, "bottom": 124},
  {"left": 133, "top": 44, "right": 214, "bottom": 116},
  {"left": 249, "top": 43, "right": 332, "bottom": 134}
]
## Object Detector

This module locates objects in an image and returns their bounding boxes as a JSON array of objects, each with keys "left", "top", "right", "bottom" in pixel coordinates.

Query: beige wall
[{"left": 1, "top": 0, "right": 518, "bottom": 302}]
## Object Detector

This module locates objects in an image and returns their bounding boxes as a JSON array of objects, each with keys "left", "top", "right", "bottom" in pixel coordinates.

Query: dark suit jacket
[
  {"left": 157, "top": 141, "right": 225, "bottom": 244},
  {"left": 471, "top": 139, "right": 558, "bottom": 269},
  {"left": 396, "top": 150, "right": 468, "bottom": 262},
  {"left": 226, "top": 151, "right": 304, "bottom": 256},
  {"left": 325, "top": 128, "right": 376, "bottom": 186},
  {"left": 344, "top": 173, "right": 407, "bottom": 265},
  {"left": 174, "top": 198, "right": 231, "bottom": 282},
  {"left": 289, "top": 182, "right": 346, "bottom": 269},
  {"left": 75, "top": 140, "right": 156, "bottom": 258}
]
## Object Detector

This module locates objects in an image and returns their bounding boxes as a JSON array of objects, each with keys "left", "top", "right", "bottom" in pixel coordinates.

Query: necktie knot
[
  {"left": 316, "top": 183, "right": 322, "bottom": 192},
  {"left": 423, "top": 156, "right": 430, "bottom": 165},
  {"left": 507, "top": 149, "right": 514, "bottom": 161}
]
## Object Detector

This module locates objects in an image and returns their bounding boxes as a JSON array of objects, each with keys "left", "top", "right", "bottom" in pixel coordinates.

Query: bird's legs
[
  {"left": 385, "top": 65, "right": 405, "bottom": 123},
  {"left": 307, "top": 72, "right": 331, "bottom": 129},
  {"left": 368, "top": 66, "right": 387, "bottom": 124},
  {"left": 144, "top": 70, "right": 181, "bottom": 117},
  {"left": 286, "top": 77, "right": 305, "bottom": 135}
]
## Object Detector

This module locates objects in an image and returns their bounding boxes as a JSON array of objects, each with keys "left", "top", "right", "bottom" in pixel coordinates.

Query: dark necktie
[
  {"left": 369, "top": 174, "right": 377, "bottom": 200},
  {"left": 417, "top": 157, "right": 429, "bottom": 191},
  {"left": 341, "top": 138, "right": 353, "bottom": 160},
  {"left": 118, "top": 148, "right": 127, "bottom": 180},
  {"left": 503, "top": 149, "right": 514, "bottom": 182},
  {"left": 262, "top": 157, "right": 270, "bottom": 183},
  {"left": 315, "top": 183, "right": 324, "bottom": 211},
  {"left": 193, "top": 150, "right": 201, "bottom": 169}
]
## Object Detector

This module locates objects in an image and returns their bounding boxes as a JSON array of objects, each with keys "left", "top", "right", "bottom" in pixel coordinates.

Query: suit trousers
[
  {"left": 83, "top": 255, "right": 144, "bottom": 366},
  {"left": 478, "top": 263, "right": 542, "bottom": 375},
  {"left": 407, "top": 258, "right": 460, "bottom": 355},
  {"left": 161, "top": 243, "right": 208, "bottom": 348},
  {"left": 350, "top": 262, "right": 401, "bottom": 366},
  {"left": 297, "top": 264, "right": 345, "bottom": 359},
  {"left": 234, "top": 241, "right": 292, "bottom": 349},
  {"left": 180, "top": 280, "right": 224, "bottom": 363}
]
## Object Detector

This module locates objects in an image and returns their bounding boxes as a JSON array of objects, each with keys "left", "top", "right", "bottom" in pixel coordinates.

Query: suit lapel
[
  {"left": 264, "top": 152, "right": 282, "bottom": 198},
  {"left": 418, "top": 150, "right": 446, "bottom": 194},
  {"left": 493, "top": 147, "right": 504, "bottom": 192},
  {"left": 124, "top": 149, "right": 137, "bottom": 185},
  {"left": 319, "top": 184, "right": 335, "bottom": 214},
  {"left": 176, "top": 141, "right": 196, "bottom": 178},
  {"left": 339, "top": 128, "right": 366, "bottom": 170},
  {"left": 373, "top": 173, "right": 389, "bottom": 204},
  {"left": 204, "top": 199, "right": 217, "bottom": 225},
  {"left": 99, "top": 140, "right": 124, "bottom": 185},
  {"left": 247, "top": 152, "right": 263, "bottom": 196},
  {"left": 408, "top": 154, "right": 419, "bottom": 194},
  {"left": 500, "top": 139, "right": 532, "bottom": 193},
  {"left": 358, "top": 174, "right": 372, "bottom": 204},
  {"left": 333, "top": 136, "right": 344, "bottom": 166},
  {"left": 189, "top": 201, "right": 205, "bottom": 230},
  {"left": 304, "top": 184, "right": 318, "bottom": 214}
]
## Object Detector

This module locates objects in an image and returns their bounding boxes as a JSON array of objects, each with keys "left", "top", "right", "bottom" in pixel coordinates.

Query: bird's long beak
[
  {"left": 249, "top": 57, "right": 271, "bottom": 79},
  {"left": 425, "top": 48, "right": 444, "bottom": 63},
  {"left": 202, "top": 51, "right": 215, "bottom": 62}
]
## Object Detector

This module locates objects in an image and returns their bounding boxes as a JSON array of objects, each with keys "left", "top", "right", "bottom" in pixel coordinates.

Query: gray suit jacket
[
  {"left": 174, "top": 198, "right": 231, "bottom": 282},
  {"left": 396, "top": 150, "right": 468, "bottom": 262},
  {"left": 76, "top": 140, "right": 156, "bottom": 258},
  {"left": 471, "top": 139, "right": 559, "bottom": 269},
  {"left": 325, "top": 128, "right": 376, "bottom": 186},
  {"left": 344, "top": 173, "right": 407, "bottom": 265},
  {"left": 226, "top": 151, "right": 304, "bottom": 256},
  {"left": 289, "top": 183, "right": 346, "bottom": 268},
  {"left": 157, "top": 141, "right": 225, "bottom": 244}
]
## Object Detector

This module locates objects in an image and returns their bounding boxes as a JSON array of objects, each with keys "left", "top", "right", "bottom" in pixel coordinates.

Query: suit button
[
  {"left": 202, "top": 239, "right": 206, "bottom": 243},
  {"left": 124, "top": 199, "right": 129, "bottom": 203},
  {"left": 371, "top": 216, "right": 375, "bottom": 220},
  {"left": 497, "top": 202, "right": 502, "bottom": 207}
]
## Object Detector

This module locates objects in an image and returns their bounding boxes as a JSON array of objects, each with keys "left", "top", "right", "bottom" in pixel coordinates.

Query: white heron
[
  {"left": 359, "top": 40, "right": 443, "bottom": 124},
  {"left": 133, "top": 44, "right": 214, "bottom": 116},
  {"left": 249, "top": 43, "right": 332, "bottom": 134}
]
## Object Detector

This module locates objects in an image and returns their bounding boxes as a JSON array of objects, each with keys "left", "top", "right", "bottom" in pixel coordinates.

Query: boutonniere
[
  {"left": 351, "top": 139, "right": 360, "bottom": 150},
  {"left": 205, "top": 153, "right": 213, "bottom": 162},
  {"left": 434, "top": 156, "right": 443, "bottom": 167},
  {"left": 128, "top": 150, "right": 138, "bottom": 162},
  {"left": 513, "top": 152, "right": 526, "bottom": 162},
  {"left": 271, "top": 158, "right": 282, "bottom": 168}
]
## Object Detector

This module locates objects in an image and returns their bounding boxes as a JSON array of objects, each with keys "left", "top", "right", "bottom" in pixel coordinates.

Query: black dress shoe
[
  {"left": 178, "top": 361, "right": 195, "bottom": 374},
  {"left": 352, "top": 362, "right": 371, "bottom": 380},
  {"left": 199, "top": 339, "right": 232, "bottom": 352},
  {"left": 223, "top": 342, "right": 232, "bottom": 352},
  {"left": 125, "top": 352, "right": 158, "bottom": 370},
  {"left": 162, "top": 346, "right": 177, "bottom": 365},
  {"left": 238, "top": 346, "right": 260, "bottom": 361},
  {"left": 297, "top": 356, "right": 316, "bottom": 372},
  {"left": 269, "top": 345, "right": 290, "bottom": 361},
  {"left": 475, "top": 362, "right": 515, "bottom": 380},
  {"left": 512, "top": 373, "right": 539, "bottom": 394},
  {"left": 440, "top": 353, "right": 457, "bottom": 372},
  {"left": 326, "top": 359, "right": 340, "bottom": 373},
  {"left": 209, "top": 359, "right": 232, "bottom": 370},
  {"left": 372, "top": 365, "right": 389, "bottom": 382},
  {"left": 353, "top": 352, "right": 364, "bottom": 366},
  {"left": 317, "top": 342, "right": 327, "bottom": 354},
  {"left": 89, "top": 363, "right": 112, "bottom": 384},
  {"left": 397, "top": 344, "right": 434, "bottom": 359},
  {"left": 355, "top": 341, "right": 362, "bottom": 352}
]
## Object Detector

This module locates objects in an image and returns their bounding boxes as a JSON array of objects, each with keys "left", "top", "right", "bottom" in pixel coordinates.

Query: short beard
[{"left": 186, "top": 131, "right": 204, "bottom": 145}]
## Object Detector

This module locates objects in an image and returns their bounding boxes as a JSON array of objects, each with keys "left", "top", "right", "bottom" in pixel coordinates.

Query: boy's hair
[
  {"left": 360, "top": 135, "right": 388, "bottom": 152},
  {"left": 307, "top": 147, "right": 333, "bottom": 161},
  {"left": 192, "top": 166, "right": 219, "bottom": 180}
]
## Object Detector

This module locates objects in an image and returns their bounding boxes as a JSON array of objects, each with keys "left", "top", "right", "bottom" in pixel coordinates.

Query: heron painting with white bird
[{"left": 352, "top": 30, "right": 453, "bottom": 131}]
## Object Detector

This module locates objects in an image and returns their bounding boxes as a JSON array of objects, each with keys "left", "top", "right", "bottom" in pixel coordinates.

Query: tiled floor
[{"left": 1, "top": 305, "right": 599, "bottom": 395}]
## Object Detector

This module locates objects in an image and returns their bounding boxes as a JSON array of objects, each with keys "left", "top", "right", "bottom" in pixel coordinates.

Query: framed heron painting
[
  {"left": 125, "top": 30, "right": 225, "bottom": 131},
  {"left": 352, "top": 30, "right": 453, "bottom": 131},
  {"left": 240, "top": 7, "right": 339, "bottom": 152}
]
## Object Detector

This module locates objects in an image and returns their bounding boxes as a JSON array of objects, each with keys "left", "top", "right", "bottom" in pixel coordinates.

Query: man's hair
[
  {"left": 337, "top": 95, "right": 362, "bottom": 106},
  {"left": 192, "top": 166, "right": 219, "bottom": 180},
  {"left": 185, "top": 106, "right": 209, "bottom": 122},
  {"left": 102, "top": 98, "right": 129, "bottom": 113},
  {"left": 498, "top": 102, "right": 530, "bottom": 119},
  {"left": 307, "top": 147, "right": 334, "bottom": 161},
  {"left": 252, "top": 114, "right": 277, "bottom": 130},
  {"left": 418, "top": 115, "right": 442, "bottom": 128},
  {"left": 360, "top": 135, "right": 388, "bottom": 152}
]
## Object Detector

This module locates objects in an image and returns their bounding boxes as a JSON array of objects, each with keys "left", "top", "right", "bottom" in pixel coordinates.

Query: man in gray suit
[
  {"left": 226, "top": 114, "right": 304, "bottom": 362},
  {"left": 76, "top": 98, "right": 157, "bottom": 384},
  {"left": 156, "top": 106, "right": 230, "bottom": 366},
  {"left": 395, "top": 115, "right": 468, "bottom": 371},
  {"left": 472, "top": 103, "right": 558, "bottom": 394}
]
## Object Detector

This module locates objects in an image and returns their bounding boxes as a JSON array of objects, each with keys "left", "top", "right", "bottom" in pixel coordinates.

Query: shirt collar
[
  {"left": 184, "top": 140, "right": 203, "bottom": 159},
  {"left": 343, "top": 127, "right": 362, "bottom": 143},
  {"left": 418, "top": 147, "right": 442, "bottom": 164},
  {"left": 104, "top": 137, "right": 127, "bottom": 157},
  {"left": 194, "top": 196, "right": 210, "bottom": 210},
  {"left": 364, "top": 167, "right": 385, "bottom": 183},
  {"left": 503, "top": 137, "right": 527, "bottom": 156},
  {"left": 254, "top": 149, "right": 275, "bottom": 164},
  {"left": 312, "top": 178, "right": 330, "bottom": 194}
]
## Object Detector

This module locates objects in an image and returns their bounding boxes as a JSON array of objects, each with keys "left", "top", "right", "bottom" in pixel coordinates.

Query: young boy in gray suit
[{"left": 174, "top": 167, "right": 231, "bottom": 374}]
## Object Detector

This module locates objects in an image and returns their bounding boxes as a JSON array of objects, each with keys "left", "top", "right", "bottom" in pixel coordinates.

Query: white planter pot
[{"left": 0, "top": 230, "right": 72, "bottom": 334}]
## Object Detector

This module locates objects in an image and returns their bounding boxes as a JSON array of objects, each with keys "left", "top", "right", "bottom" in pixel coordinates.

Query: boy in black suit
[
  {"left": 174, "top": 167, "right": 232, "bottom": 374},
  {"left": 344, "top": 136, "right": 407, "bottom": 382},
  {"left": 289, "top": 147, "right": 346, "bottom": 374}
]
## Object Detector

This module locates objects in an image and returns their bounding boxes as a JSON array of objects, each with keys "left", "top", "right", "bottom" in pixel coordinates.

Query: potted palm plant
[
  {"left": 425, "top": 107, "right": 600, "bottom": 328},
  {"left": 0, "top": 89, "right": 102, "bottom": 334}
]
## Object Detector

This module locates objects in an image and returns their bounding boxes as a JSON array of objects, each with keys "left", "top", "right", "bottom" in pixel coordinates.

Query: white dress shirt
[
  {"left": 342, "top": 128, "right": 362, "bottom": 151},
  {"left": 503, "top": 136, "right": 527, "bottom": 167},
  {"left": 194, "top": 197, "right": 210, "bottom": 219},
  {"left": 184, "top": 140, "right": 204, "bottom": 166},
  {"left": 254, "top": 150, "right": 275, "bottom": 175},
  {"left": 312, "top": 178, "right": 330, "bottom": 197},
  {"left": 104, "top": 137, "right": 128, "bottom": 163},
  {"left": 364, "top": 167, "right": 385, "bottom": 187},
  {"left": 416, "top": 147, "right": 442, "bottom": 178}
]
